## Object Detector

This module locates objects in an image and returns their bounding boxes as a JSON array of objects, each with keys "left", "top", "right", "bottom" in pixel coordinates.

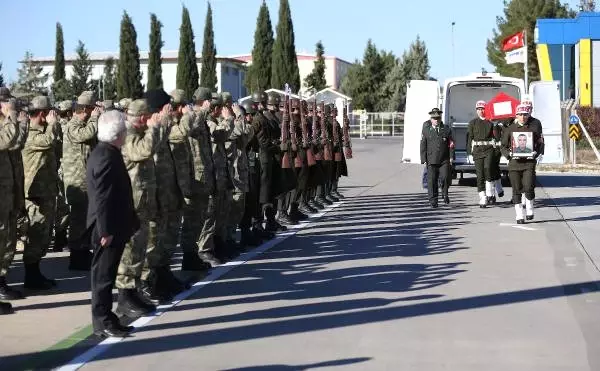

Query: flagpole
[{"left": 524, "top": 29, "right": 529, "bottom": 94}]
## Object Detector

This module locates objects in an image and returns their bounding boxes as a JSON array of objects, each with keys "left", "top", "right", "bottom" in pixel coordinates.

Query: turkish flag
[
  {"left": 484, "top": 92, "right": 520, "bottom": 120},
  {"left": 502, "top": 31, "right": 525, "bottom": 52}
]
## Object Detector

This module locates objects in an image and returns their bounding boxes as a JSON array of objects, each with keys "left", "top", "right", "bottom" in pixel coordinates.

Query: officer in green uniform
[
  {"left": 420, "top": 108, "right": 454, "bottom": 208},
  {"left": 500, "top": 104, "right": 544, "bottom": 224},
  {"left": 467, "top": 100, "right": 495, "bottom": 208}
]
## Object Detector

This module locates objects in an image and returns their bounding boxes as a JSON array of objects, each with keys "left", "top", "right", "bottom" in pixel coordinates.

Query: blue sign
[{"left": 569, "top": 115, "right": 580, "bottom": 124}]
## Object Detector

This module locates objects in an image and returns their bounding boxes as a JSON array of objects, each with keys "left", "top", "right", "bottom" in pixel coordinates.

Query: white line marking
[
  {"left": 499, "top": 223, "right": 538, "bottom": 231},
  {"left": 563, "top": 257, "right": 578, "bottom": 267},
  {"left": 56, "top": 202, "right": 344, "bottom": 371},
  {"left": 573, "top": 210, "right": 597, "bottom": 214}
]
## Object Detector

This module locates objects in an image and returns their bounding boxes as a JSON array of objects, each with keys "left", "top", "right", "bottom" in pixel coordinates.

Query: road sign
[
  {"left": 569, "top": 124, "right": 581, "bottom": 140},
  {"left": 569, "top": 114, "right": 580, "bottom": 125}
]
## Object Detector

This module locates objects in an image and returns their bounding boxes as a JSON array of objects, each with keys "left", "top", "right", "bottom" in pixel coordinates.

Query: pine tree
[
  {"left": 103, "top": 57, "right": 117, "bottom": 100},
  {"left": 200, "top": 2, "right": 218, "bottom": 91},
  {"left": 340, "top": 61, "right": 367, "bottom": 109},
  {"left": 271, "top": 0, "right": 300, "bottom": 91},
  {"left": 304, "top": 41, "right": 327, "bottom": 92},
  {"left": 147, "top": 13, "right": 164, "bottom": 90},
  {"left": 13, "top": 51, "right": 49, "bottom": 97},
  {"left": 54, "top": 23, "right": 66, "bottom": 82},
  {"left": 176, "top": 6, "right": 199, "bottom": 100},
  {"left": 70, "top": 40, "right": 93, "bottom": 95},
  {"left": 0, "top": 62, "right": 5, "bottom": 87},
  {"left": 117, "top": 11, "right": 144, "bottom": 99},
  {"left": 487, "top": 0, "right": 574, "bottom": 81},
  {"left": 245, "top": 0, "right": 274, "bottom": 93},
  {"left": 406, "top": 35, "right": 430, "bottom": 80}
]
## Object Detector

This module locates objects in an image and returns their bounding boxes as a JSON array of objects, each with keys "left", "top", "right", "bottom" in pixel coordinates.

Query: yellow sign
[{"left": 569, "top": 124, "right": 581, "bottom": 141}]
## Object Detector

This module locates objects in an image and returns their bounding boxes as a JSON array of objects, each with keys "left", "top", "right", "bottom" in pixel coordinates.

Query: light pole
[{"left": 451, "top": 21, "right": 456, "bottom": 76}]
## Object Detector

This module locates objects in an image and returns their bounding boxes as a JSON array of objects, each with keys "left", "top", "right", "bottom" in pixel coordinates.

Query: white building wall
[{"left": 592, "top": 41, "right": 600, "bottom": 107}]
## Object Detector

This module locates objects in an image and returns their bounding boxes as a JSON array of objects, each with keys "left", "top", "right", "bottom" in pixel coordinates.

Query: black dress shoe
[
  {"left": 94, "top": 327, "right": 130, "bottom": 338},
  {"left": 443, "top": 196, "right": 450, "bottom": 205},
  {"left": 332, "top": 191, "right": 345, "bottom": 199},
  {"left": 516, "top": 219, "right": 525, "bottom": 224},
  {"left": 0, "top": 301, "right": 14, "bottom": 315},
  {"left": 317, "top": 196, "right": 332, "bottom": 206},
  {"left": 430, "top": 202, "right": 438, "bottom": 209},
  {"left": 326, "top": 195, "right": 339, "bottom": 203},
  {"left": 309, "top": 200, "right": 324, "bottom": 210},
  {"left": 0, "top": 278, "right": 24, "bottom": 300}
]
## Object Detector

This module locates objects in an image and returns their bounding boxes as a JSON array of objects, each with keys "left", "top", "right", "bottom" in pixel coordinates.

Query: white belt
[{"left": 473, "top": 140, "right": 495, "bottom": 146}]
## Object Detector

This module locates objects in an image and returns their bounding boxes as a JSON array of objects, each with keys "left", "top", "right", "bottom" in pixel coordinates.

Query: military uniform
[
  {"left": 420, "top": 108, "right": 454, "bottom": 207},
  {"left": 467, "top": 101, "right": 496, "bottom": 207},
  {"left": 62, "top": 91, "right": 98, "bottom": 270},
  {"left": 22, "top": 96, "right": 60, "bottom": 290},
  {"left": 53, "top": 100, "right": 73, "bottom": 251},
  {"left": 490, "top": 119, "right": 507, "bottom": 201},
  {"left": 501, "top": 104, "right": 544, "bottom": 223}
]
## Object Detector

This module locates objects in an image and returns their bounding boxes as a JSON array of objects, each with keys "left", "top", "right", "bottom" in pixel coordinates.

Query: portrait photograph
[{"left": 512, "top": 132, "right": 534, "bottom": 157}]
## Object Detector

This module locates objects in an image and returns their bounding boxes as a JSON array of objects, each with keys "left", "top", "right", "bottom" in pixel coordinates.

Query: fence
[{"left": 348, "top": 112, "right": 404, "bottom": 138}]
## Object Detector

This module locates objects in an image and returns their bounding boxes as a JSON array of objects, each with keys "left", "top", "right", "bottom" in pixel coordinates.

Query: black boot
[
  {"left": 0, "top": 277, "right": 24, "bottom": 300},
  {"left": 240, "top": 228, "right": 261, "bottom": 247},
  {"left": 317, "top": 196, "right": 332, "bottom": 206},
  {"left": 52, "top": 229, "right": 68, "bottom": 252},
  {"left": 326, "top": 193, "right": 339, "bottom": 203},
  {"left": 299, "top": 202, "right": 318, "bottom": 215},
  {"left": 116, "top": 288, "right": 154, "bottom": 318},
  {"left": 308, "top": 199, "right": 324, "bottom": 210},
  {"left": 141, "top": 277, "right": 174, "bottom": 305},
  {"left": 289, "top": 203, "right": 308, "bottom": 221},
  {"left": 182, "top": 251, "right": 211, "bottom": 272},
  {"left": 253, "top": 224, "right": 274, "bottom": 240},
  {"left": 161, "top": 266, "right": 191, "bottom": 293},
  {"left": 0, "top": 301, "right": 13, "bottom": 315},
  {"left": 24, "top": 262, "right": 56, "bottom": 290},
  {"left": 332, "top": 190, "right": 345, "bottom": 199},
  {"left": 68, "top": 249, "right": 92, "bottom": 271}
]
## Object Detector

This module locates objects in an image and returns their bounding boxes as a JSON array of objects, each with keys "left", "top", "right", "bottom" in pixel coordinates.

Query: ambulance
[{"left": 402, "top": 71, "right": 564, "bottom": 183}]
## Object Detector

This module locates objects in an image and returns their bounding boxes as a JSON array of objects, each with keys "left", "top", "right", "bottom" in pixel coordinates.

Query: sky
[{"left": 0, "top": 0, "right": 583, "bottom": 85}]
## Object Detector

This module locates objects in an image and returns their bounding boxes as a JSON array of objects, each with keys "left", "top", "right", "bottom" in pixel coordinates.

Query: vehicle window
[{"left": 446, "top": 83, "right": 520, "bottom": 124}]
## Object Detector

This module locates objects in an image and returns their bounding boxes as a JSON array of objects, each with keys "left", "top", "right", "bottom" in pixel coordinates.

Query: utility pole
[{"left": 451, "top": 21, "right": 456, "bottom": 76}]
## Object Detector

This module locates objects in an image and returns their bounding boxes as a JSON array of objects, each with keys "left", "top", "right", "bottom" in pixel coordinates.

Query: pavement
[{"left": 1, "top": 137, "right": 600, "bottom": 371}]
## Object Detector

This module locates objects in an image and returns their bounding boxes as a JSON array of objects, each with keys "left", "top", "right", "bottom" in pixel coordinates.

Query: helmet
[
  {"left": 475, "top": 100, "right": 486, "bottom": 109},
  {"left": 242, "top": 101, "right": 256, "bottom": 115},
  {"left": 516, "top": 103, "right": 530, "bottom": 115},
  {"left": 267, "top": 93, "right": 280, "bottom": 106},
  {"left": 220, "top": 92, "right": 232, "bottom": 105},
  {"left": 252, "top": 91, "right": 267, "bottom": 104}
]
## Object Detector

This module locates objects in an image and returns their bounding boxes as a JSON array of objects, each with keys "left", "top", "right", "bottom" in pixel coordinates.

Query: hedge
[{"left": 576, "top": 106, "right": 600, "bottom": 137}]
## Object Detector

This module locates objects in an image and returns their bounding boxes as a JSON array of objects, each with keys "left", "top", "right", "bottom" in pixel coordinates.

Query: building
[
  {"left": 228, "top": 53, "right": 353, "bottom": 94},
  {"left": 28, "top": 51, "right": 248, "bottom": 101},
  {"left": 535, "top": 11, "right": 600, "bottom": 106}
]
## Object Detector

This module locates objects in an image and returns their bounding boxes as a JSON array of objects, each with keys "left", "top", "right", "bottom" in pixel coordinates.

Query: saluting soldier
[
  {"left": 467, "top": 100, "right": 496, "bottom": 208},
  {"left": 330, "top": 105, "right": 347, "bottom": 200},
  {"left": 420, "top": 108, "right": 454, "bottom": 208},
  {"left": 501, "top": 103, "right": 544, "bottom": 223},
  {"left": 52, "top": 100, "right": 73, "bottom": 252}
]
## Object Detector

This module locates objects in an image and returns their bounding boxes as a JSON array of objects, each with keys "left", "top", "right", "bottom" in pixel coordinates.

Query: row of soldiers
[{"left": 0, "top": 86, "right": 352, "bottom": 316}]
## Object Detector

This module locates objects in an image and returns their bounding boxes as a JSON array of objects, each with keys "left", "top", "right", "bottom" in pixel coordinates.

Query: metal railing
[{"left": 348, "top": 112, "right": 404, "bottom": 138}]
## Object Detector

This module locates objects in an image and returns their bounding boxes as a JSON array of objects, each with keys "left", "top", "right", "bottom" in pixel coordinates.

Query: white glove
[
  {"left": 536, "top": 155, "right": 543, "bottom": 164},
  {"left": 467, "top": 155, "right": 473, "bottom": 164}
]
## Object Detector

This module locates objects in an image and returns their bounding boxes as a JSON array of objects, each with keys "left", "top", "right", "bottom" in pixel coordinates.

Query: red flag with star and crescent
[{"left": 502, "top": 31, "right": 525, "bottom": 52}]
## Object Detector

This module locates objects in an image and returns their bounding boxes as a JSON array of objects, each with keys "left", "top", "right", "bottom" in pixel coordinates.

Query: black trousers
[
  {"left": 474, "top": 153, "right": 494, "bottom": 192},
  {"left": 509, "top": 167, "right": 535, "bottom": 203},
  {"left": 240, "top": 167, "right": 261, "bottom": 229},
  {"left": 90, "top": 226, "right": 126, "bottom": 332},
  {"left": 427, "top": 162, "right": 450, "bottom": 203}
]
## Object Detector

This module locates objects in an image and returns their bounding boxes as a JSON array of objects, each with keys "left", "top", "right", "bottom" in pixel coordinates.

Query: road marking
[
  {"left": 499, "top": 223, "right": 538, "bottom": 231},
  {"left": 56, "top": 201, "right": 345, "bottom": 371},
  {"left": 573, "top": 210, "right": 597, "bottom": 214},
  {"left": 564, "top": 257, "right": 578, "bottom": 267}
]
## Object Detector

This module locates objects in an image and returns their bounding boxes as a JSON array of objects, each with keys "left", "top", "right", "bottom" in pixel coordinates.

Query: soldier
[
  {"left": 181, "top": 87, "right": 222, "bottom": 268},
  {"left": 420, "top": 107, "right": 454, "bottom": 208},
  {"left": 102, "top": 100, "right": 115, "bottom": 111},
  {"left": 52, "top": 100, "right": 73, "bottom": 252},
  {"left": 115, "top": 99, "right": 159, "bottom": 317},
  {"left": 63, "top": 91, "right": 99, "bottom": 270},
  {"left": 330, "top": 105, "right": 348, "bottom": 200},
  {"left": 304, "top": 101, "right": 325, "bottom": 213},
  {"left": 0, "top": 88, "right": 25, "bottom": 310},
  {"left": 116, "top": 98, "right": 132, "bottom": 113},
  {"left": 467, "top": 100, "right": 496, "bottom": 208},
  {"left": 501, "top": 103, "right": 544, "bottom": 223},
  {"left": 518, "top": 98, "right": 542, "bottom": 207},
  {"left": 287, "top": 99, "right": 309, "bottom": 222},
  {"left": 140, "top": 89, "right": 186, "bottom": 303},
  {"left": 22, "top": 96, "right": 60, "bottom": 289},
  {"left": 490, "top": 117, "right": 506, "bottom": 203}
]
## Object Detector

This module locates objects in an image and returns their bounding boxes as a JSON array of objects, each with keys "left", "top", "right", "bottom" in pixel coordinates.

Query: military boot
[
  {"left": 299, "top": 202, "right": 318, "bottom": 215},
  {"left": 332, "top": 190, "right": 345, "bottom": 199},
  {"left": 308, "top": 199, "right": 324, "bottom": 210},
  {"left": 0, "top": 301, "right": 13, "bottom": 315},
  {"left": 289, "top": 203, "right": 308, "bottom": 221},
  {"left": 182, "top": 251, "right": 211, "bottom": 272},
  {"left": 68, "top": 249, "right": 93, "bottom": 271},
  {"left": 52, "top": 229, "right": 68, "bottom": 252},
  {"left": 0, "top": 277, "right": 24, "bottom": 300},
  {"left": 161, "top": 266, "right": 190, "bottom": 294},
  {"left": 276, "top": 211, "right": 297, "bottom": 226},
  {"left": 116, "top": 288, "right": 154, "bottom": 318},
  {"left": 141, "top": 277, "right": 174, "bottom": 305},
  {"left": 24, "top": 262, "right": 56, "bottom": 290},
  {"left": 326, "top": 193, "right": 339, "bottom": 203},
  {"left": 317, "top": 196, "right": 332, "bottom": 206},
  {"left": 240, "top": 228, "right": 261, "bottom": 247},
  {"left": 253, "top": 223, "right": 275, "bottom": 240}
]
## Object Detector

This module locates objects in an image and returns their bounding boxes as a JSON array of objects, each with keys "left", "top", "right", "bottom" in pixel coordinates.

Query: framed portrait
[{"left": 512, "top": 132, "right": 534, "bottom": 157}]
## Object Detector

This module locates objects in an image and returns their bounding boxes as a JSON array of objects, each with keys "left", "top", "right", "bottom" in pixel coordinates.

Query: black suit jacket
[
  {"left": 86, "top": 142, "right": 139, "bottom": 244},
  {"left": 420, "top": 122, "right": 455, "bottom": 165}
]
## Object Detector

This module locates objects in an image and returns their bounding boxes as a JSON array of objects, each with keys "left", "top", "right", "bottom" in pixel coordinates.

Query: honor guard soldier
[
  {"left": 420, "top": 108, "right": 454, "bottom": 208},
  {"left": 500, "top": 104, "right": 544, "bottom": 224},
  {"left": 467, "top": 100, "right": 496, "bottom": 208}
]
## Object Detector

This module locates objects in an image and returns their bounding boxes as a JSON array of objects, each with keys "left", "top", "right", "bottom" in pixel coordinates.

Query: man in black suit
[{"left": 86, "top": 110, "right": 140, "bottom": 338}]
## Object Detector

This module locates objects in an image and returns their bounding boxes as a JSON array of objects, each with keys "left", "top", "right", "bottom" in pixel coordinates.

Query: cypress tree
[
  {"left": 103, "top": 57, "right": 117, "bottom": 100},
  {"left": 271, "top": 0, "right": 300, "bottom": 92},
  {"left": 70, "top": 40, "right": 93, "bottom": 95},
  {"left": 117, "top": 11, "right": 144, "bottom": 99},
  {"left": 176, "top": 6, "right": 199, "bottom": 100},
  {"left": 0, "top": 63, "right": 4, "bottom": 87},
  {"left": 147, "top": 13, "right": 163, "bottom": 90},
  {"left": 304, "top": 41, "right": 327, "bottom": 92},
  {"left": 200, "top": 2, "right": 218, "bottom": 91},
  {"left": 54, "top": 23, "right": 66, "bottom": 82},
  {"left": 245, "top": 0, "right": 274, "bottom": 93}
]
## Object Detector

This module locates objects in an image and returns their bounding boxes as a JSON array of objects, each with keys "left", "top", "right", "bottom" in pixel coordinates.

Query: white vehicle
[{"left": 402, "top": 72, "right": 564, "bottom": 182}]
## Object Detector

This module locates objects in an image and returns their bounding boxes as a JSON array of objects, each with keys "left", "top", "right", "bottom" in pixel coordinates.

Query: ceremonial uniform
[{"left": 467, "top": 101, "right": 496, "bottom": 207}]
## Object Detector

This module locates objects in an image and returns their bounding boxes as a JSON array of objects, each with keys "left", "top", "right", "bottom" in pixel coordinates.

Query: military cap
[
  {"left": 30, "top": 96, "right": 51, "bottom": 111},
  {"left": 144, "top": 89, "right": 171, "bottom": 113},
  {"left": 57, "top": 100, "right": 74, "bottom": 112},
  {"left": 428, "top": 107, "right": 442, "bottom": 117},
  {"left": 242, "top": 101, "right": 256, "bottom": 115},
  {"left": 193, "top": 87, "right": 212, "bottom": 102},
  {"left": 170, "top": 89, "right": 187, "bottom": 105},
  {"left": 220, "top": 92, "right": 232, "bottom": 105},
  {"left": 127, "top": 99, "right": 149, "bottom": 116},
  {"left": 0, "top": 87, "right": 14, "bottom": 101},
  {"left": 252, "top": 91, "right": 267, "bottom": 104},
  {"left": 118, "top": 98, "right": 132, "bottom": 111},
  {"left": 210, "top": 92, "right": 223, "bottom": 107},
  {"left": 267, "top": 93, "right": 281, "bottom": 106},
  {"left": 76, "top": 91, "right": 96, "bottom": 107}
]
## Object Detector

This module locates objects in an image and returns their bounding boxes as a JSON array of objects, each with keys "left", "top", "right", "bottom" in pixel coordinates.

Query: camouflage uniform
[
  {"left": 62, "top": 92, "right": 98, "bottom": 254},
  {"left": 181, "top": 88, "right": 217, "bottom": 257},
  {"left": 116, "top": 100, "right": 160, "bottom": 289},
  {"left": 226, "top": 103, "right": 254, "bottom": 241},
  {"left": 22, "top": 97, "right": 59, "bottom": 266},
  {"left": 207, "top": 94, "right": 234, "bottom": 245}
]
